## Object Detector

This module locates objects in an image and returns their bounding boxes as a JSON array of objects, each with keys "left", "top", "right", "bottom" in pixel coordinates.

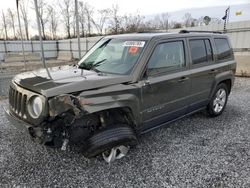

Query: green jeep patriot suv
[{"left": 5, "top": 30, "right": 236, "bottom": 163}]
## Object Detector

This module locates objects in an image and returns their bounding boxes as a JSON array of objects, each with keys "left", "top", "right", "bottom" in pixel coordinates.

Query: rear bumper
[{"left": 4, "top": 107, "right": 32, "bottom": 132}]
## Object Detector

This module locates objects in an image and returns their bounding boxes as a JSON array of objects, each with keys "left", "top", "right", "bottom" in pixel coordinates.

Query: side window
[
  {"left": 214, "top": 38, "right": 232, "bottom": 61},
  {"left": 189, "top": 39, "right": 207, "bottom": 64},
  {"left": 147, "top": 41, "right": 185, "bottom": 76}
]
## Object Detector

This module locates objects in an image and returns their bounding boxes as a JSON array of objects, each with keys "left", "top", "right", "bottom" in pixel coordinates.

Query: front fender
[
  {"left": 78, "top": 83, "right": 141, "bottom": 125},
  {"left": 79, "top": 93, "right": 141, "bottom": 125}
]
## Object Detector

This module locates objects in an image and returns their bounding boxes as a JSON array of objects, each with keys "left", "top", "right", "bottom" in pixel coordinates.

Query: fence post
[
  {"left": 56, "top": 40, "right": 59, "bottom": 58},
  {"left": 31, "top": 40, "right": 34, "bottom": 53},
  {"left": 3, "top": 41, "right": 7, "bottom": 54},
  {"left": 85, "top": 37, "right": 88, "bottom": 53},
  {"left": 69, "top": 40, "right": 72, "bottom": 57}
]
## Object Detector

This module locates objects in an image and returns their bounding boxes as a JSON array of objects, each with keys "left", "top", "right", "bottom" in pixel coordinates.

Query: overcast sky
[
  {"left": 1, "top": 0, "right": 249, "bottom": 37},
  {"left": 1, "top": 0, "right": 249, "bottom": 15}
]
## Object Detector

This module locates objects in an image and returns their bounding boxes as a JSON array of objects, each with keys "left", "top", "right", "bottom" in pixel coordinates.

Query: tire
[
  {"left": 207, "top": 83, "right": 229, "bottom": 117},
  {"left": 83, "top": 124, "right": 137, "bottom": 158}
]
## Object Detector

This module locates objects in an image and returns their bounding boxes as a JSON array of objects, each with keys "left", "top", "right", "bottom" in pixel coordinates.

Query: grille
[{"left": 9, "top": 86, "right": 28, "bottom": 119}]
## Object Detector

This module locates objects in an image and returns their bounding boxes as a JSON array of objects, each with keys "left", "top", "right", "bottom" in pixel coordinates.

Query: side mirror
[{"left": 144, "top": 80, "right": 150, "bottom": 86}]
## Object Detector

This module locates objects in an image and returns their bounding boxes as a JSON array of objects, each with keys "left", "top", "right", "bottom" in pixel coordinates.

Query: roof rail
[
  {"left": 137, "top": 30, "right": 166, "bottom": 33},
  {"left": 179, "top": 30, "right": 223, "bottom": 34}
]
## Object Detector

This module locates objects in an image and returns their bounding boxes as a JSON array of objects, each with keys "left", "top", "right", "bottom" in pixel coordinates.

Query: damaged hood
[{"left": 13, "top": 65, "right": 133, "bottom": 97}]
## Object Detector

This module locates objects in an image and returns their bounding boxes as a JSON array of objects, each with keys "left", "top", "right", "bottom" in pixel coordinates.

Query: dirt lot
[{"left": 0, "top": 77, "right": 250, "bottom": 187}]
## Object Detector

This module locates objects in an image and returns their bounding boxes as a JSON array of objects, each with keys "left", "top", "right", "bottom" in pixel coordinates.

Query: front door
[{"left": 140, "top": 39, "right": 191, "bottom": 132}]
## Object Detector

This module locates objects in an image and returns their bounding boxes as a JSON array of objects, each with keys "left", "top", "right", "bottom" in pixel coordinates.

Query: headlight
[{"left": 28, "top": 96, "right": 43, "bottom": 118}]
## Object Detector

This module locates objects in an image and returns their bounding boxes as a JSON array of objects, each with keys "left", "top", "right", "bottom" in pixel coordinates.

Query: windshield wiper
[
  {"left": 88, "top": 59, "right": 107, "bottom": 73},
  {"left": 90, "top": 59, "right": 107, "bottom": 69},
  {"left": 78, "top": 59, "right": 107, "bottom": 74}
]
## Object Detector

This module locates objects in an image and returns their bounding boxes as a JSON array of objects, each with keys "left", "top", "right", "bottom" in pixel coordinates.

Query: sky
[
  {"left": 0, "top": 0, "right": 249, "bottom": 37},
  {"left": 83, "top": 0, "right": 250, "bottom": 15},
  {"left": 1, "top": 0, "right": 250, "bottom": 15}
]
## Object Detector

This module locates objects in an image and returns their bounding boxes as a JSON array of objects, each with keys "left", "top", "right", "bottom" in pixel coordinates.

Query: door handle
[
  {"left": 209, "top": 69, "right": 218, "bottom": 74},
  {"left": 178, "top": 77, "right": 189, "bottom": 82}
]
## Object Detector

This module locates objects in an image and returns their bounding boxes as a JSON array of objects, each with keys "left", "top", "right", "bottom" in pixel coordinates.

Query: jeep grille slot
[{"left": 9, "top": 86, "right": 27, "bottom": 118}]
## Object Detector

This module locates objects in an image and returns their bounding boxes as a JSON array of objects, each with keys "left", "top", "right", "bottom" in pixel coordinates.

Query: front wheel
[
  {"left": 83, "top": 124, "right": 137, "bottom": 162},
  {"left": 207, "top": 83, "right": 229, "bottom": 117}
]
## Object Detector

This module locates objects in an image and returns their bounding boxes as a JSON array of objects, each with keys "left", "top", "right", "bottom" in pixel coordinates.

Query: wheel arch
[{"left": 209, "top": 71, "right": 234, "bottom": 99}]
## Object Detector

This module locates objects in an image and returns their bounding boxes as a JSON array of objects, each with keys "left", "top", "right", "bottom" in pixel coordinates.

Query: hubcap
[
  {"left": 213, "top": 88, "right": 226, "bottom": 113},
  {"left": 102, "top": 145, "right": 130, "bottom": 163}
]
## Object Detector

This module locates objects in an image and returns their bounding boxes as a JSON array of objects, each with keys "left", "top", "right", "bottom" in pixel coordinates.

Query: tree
[
  {"left": 203, "top": 16, "right": 211, "bottom": 25},
  {"left": 172, "top": 22, "right": 182, "bottom": 29},
  {"left": 2, "top": 10, "right": 8, "bottom": 40},
  {"left": 84, "top": 3, "right": 94, "bottom": 36},
  {"left": 155, "top": 13, "right": 170, "bottom": 31},
  {"left": 32, "top": 0, "right": 50, "bottom": 39},
  {"left": 60, "top": 0, "right": 73, "bottom": 38},
  {"left": 78, "top": 1, "right": 86, "bottom": 37},
  {"left": 19, "top": 0, "right": 29, "bottom": 40},
  {"left": 92, "top": 8, "right": 111, "bottom": 35},
  {"left": 183, "top": 12, "right": 193, "bottom": 27},
  {"left": 120, "top": 13, "right": 144, "bottom": 33},
  {"left": 109, "top": 4, "right": 121, "bottom": 34},
  {"left": 47, "top": 5, "right": 58, "bottom": 39},
  {"left": 7, "top": 9, "right": 16, "bottom": 39}
]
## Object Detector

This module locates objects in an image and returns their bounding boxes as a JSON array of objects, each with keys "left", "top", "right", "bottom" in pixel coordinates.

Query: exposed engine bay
[{"left": 27, "top": 95, "right": 133, "bottom": 150}]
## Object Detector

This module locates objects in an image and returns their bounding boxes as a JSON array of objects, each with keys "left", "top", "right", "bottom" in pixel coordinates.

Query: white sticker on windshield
[{"left": 123, "top": 41, "right": 145, "bottom": 47}]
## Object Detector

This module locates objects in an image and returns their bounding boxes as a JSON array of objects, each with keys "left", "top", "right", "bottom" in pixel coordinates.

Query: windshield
[{"left": 78, "top": 38, "right": 146, "bottom": 75}]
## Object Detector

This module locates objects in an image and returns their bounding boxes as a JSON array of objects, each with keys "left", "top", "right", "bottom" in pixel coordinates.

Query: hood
[{"left": 13, "top": 65, "right": 133, "bottom": 97}]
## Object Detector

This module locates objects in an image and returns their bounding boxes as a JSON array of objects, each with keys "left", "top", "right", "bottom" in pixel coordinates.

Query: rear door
[
  {"left": 187, "top": 37, "right": 215, "bottom": 112},
  {"left": 139, "top": 38, "right": 191, "bottom": 131}
]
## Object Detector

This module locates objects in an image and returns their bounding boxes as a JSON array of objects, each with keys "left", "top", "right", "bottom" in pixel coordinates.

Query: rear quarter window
[{"left": 214, "top": 38, "right": 233, "bottom": 61}]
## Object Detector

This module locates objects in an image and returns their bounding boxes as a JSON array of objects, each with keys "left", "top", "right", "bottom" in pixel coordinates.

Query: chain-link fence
[
  {"left": 0, "top": 36, "right": 101, "bottom": 96},
  {"left": 1, "top": 21, "right": 250, "bottom": 97}
]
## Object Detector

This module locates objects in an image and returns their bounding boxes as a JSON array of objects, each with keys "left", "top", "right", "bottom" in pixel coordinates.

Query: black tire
[
  {"left": 83, "top": 124, "right": 137, "bottom": 158},
  {"left": 207, "top": 83, "right": 229, "bottom": 117}
]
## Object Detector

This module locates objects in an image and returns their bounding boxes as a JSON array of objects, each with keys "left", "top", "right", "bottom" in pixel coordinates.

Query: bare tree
[
  {"left": 109, "top": 4, "right": 120, "bottom": 34},
  {"left": 121, "top": 13, "right": 144, "bottom": 33},
  {"left": 2, "top": 10, "right": 8, "bottom": 40},
  {"left": 156, "top": 13, "right": 170, "bottom": 31},
  {"left": 92, "top": 8, "right": 111, "bottom": 35},
  {"left": 183, "top": 12, "right": 193, "bottom": 27},
  {"left": 32, "top": 0, "right": 50, "bottom": 39},
  {"left": 0, "top": 28, "right": 4, "bottom": 40},
  {"left": 59, "top": 0, "right": 73, "bottom": 38},
  {"left": 71, "top": 5, "right": 76, "bottom": 38},
  {"left": 7, "top": 9, "right": 16, "bottom": 39},
  {"left": 78, "top": 1, "right": 85, "bottom": 36},
  {"left": 19, "top": 0, "right": 29, "bottom": 40},
  {"left": 171, "top": 21, "right": 182, "bottom": 29},
  {"left": 84, "top": 3, "right": 94, "bottom": 36},
  {"left": 47, "top": 5, "right": 58, "bottom": 39},
  {"left": 141, "top": 19, "right": 158, "bottom": 31}
]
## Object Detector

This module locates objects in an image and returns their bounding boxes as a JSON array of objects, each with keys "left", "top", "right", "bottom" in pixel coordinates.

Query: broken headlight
[{"left": 28, "top": 96, "right": 43, "bottom": 118}]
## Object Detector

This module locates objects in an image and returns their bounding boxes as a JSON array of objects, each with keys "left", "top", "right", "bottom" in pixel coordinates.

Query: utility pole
[
  {"left": 222, "top": 6, "right": 230, "bottom": 33},
  {"left": 16, "top": 0, "right": 27, "bottom": 70},
  {"left": 75, "top": 0, "right": 81, "bottom": 59},
  {"left": 34, "top": 0, "right": 51, "bottom": 79}
]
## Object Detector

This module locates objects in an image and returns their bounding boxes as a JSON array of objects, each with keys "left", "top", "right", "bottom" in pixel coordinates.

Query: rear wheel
[
  {"left": 83, "top": 124, "right": 137, "bottom": 162},
  {"left": 207, "top": 83, "right": 229, "bottom": 117}
]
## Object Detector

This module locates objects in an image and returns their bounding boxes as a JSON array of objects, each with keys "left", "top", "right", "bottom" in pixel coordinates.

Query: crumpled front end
[{"left": 6, "top": 82, "right": 100, "bottom": 149}]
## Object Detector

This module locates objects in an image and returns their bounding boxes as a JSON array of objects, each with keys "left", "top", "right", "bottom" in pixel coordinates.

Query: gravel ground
[{"left": 0, "top": 77, "right": 250, "bottom": 187}]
